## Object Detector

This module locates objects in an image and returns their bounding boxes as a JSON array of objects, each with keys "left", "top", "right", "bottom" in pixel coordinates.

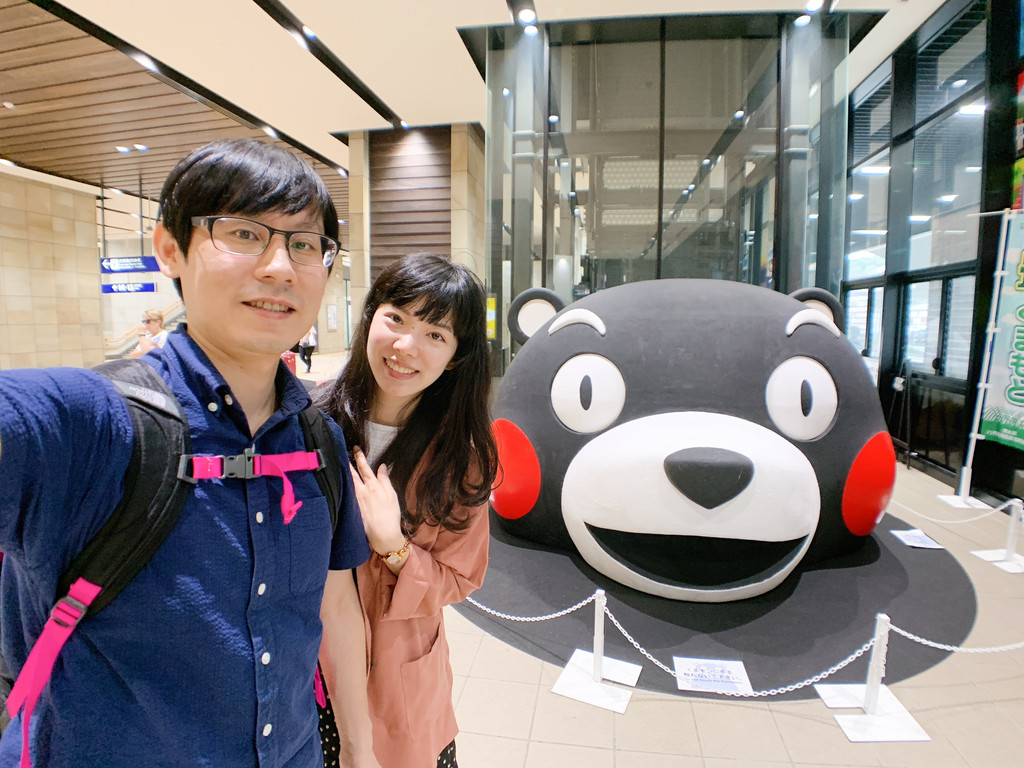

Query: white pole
[
  {"left": 1003, "top": 499, "right": 1022, "bottom": 565},
  {"left": 957, "top": 209, "right": 1013, "bottom": 500},
  {"left": 864, "top": 613, "right": 891, "bottom": 715},
  {"left": 592, "top": 589, "right": 606, "bottom": 683}
]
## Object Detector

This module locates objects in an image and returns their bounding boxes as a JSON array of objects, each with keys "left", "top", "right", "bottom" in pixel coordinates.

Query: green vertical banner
[{"left": 981, "top": 211, "right": 1024, "bottom": 449}]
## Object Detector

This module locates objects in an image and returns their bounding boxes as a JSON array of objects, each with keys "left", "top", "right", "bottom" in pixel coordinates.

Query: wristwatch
[{"left": 378, "top": 539, "right": 410, "bottom": 565}]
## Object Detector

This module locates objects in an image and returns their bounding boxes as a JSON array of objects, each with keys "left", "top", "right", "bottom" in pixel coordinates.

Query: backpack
[{"left": 4, "top": 359, "right": 341, "bottom": 764}]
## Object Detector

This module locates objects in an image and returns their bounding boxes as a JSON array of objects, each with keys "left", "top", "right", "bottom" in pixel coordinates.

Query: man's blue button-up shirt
[{"left": 0, "top": 329, "right": 369, "bottom": 767}]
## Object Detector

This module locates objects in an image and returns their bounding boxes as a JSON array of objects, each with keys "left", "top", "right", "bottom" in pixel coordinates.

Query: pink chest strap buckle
[{"left": 182, "top": 446, "right": 324, "bottom": 524}]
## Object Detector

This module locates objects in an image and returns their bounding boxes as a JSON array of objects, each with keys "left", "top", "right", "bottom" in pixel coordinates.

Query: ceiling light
[
  {"left": 133, "top": 143, "right": 148, "bottom": 152},
  {"left": 958, "top": 103, "right": 986, "bottom": 116},
  {"left": 115, "top": 145, "right": 130, "bottom": 154},
  {"left": 702, "top": 159, "right": 711, "bottom": 166},
  {"left": 130, "top": 52, "right": 158, "bottom": 72},
  {"left": 524, "top": 24, "right": 538, "bottom": 37},
  {"left": 795, "top": 14, "right": 812, "bottom": 27},
  {"left": 518, "top": 8, "right": 537, "bottom": 25},
  {"left": 733, "top": 109, "right": 745, "bottom": 120},
  {"left": 2, "top": 101, "right": 14, "bottom": 111},
  {"left": 805, "top": 0, "right": 824, "bottom": 12},
  {"left": 938, "top": 194, "right": 958, "bottom": 203},
  {"left": 548, "top": 114, "right": 559, "bottom": 124},
  {"left": 909, "top": 215, "right": 932, "bottom": 223},
  {"left": 965, "top": 166, "right": 982, "bottom": 173},
  {"left": 502, "top": 87, "right": 510, "bottom": 97},
  {"left": 859, "top": 165, "right": 890, "bottom": 175},
  {"left": 848, "top": 193, "right": 864, "bottom": 201},
  {"left": 687, "top": 184, "right": 695, "bottom": 191},
  {"left": 952, "top": 78, "right": 968, "bottom": 88}
]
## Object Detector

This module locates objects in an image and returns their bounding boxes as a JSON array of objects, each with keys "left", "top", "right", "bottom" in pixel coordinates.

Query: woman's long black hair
[{"left": 314, "top": 252, "right": 498, "bottom": 533}]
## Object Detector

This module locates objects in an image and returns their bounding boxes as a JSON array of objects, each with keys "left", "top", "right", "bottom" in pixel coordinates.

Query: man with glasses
[{"left": 0, "top": 139, "right": 379, "bottom": 767}]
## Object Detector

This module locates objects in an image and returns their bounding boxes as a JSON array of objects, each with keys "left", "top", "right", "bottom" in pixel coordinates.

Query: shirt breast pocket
[{"left": 287, "top": 496, "right": 332, "bottom": 595}]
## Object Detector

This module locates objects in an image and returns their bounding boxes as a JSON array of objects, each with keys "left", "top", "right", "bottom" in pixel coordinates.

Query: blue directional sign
[
  {"left": 102, "top": 282, "right": 156, "bottom": 294},
  {"left": 100, "top": 256, "right": 159, "bottom": 273}
]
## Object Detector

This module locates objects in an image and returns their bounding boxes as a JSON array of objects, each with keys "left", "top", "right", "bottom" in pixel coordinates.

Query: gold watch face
[{"left": 386, "top": 553, "right": 402, "bottom": 565}]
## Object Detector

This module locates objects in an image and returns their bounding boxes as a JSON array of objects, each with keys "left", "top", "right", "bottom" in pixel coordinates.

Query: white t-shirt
[{"left": 364, "top": 421, "right": 400, "bottom": 468}]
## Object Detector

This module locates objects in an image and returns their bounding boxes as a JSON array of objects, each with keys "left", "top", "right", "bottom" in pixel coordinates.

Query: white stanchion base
[
  {"left": 814, "top": 683, "right": 930, "bottom": 743},
  {"left": 551, "top": 649, "right": 642, "bottom": 714},
  {"left": 971, "top": 549, "right": 1024, "bottom": 573},
  {"left": 937, "top": 494, "right": 990, "bottom": 509}
]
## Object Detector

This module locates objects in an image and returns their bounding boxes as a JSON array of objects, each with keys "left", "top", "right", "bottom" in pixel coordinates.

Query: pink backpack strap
[{"left": 7, "top": 578, "right": 102, "bottom": 768}]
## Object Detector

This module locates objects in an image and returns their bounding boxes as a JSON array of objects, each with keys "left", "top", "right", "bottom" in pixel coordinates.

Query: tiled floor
[{"left": 445, "top": 465, "right": 1024, "bottom": 767}]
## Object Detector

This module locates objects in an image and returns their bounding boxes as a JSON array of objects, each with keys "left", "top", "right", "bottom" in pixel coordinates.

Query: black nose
[{"left": 663, "top": 447, "right": 754, "bottom": 509}]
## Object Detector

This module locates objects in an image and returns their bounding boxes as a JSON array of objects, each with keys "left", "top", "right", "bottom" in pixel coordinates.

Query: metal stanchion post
[
  {"left": 1003, "top": 499, "right": 1022, "bottom": 565},
  {"left": 863, "top": 613, "right": 890, "bottom": 715},
  {"left": 592, "top": 589, "right": 606, "bottom": 683}
]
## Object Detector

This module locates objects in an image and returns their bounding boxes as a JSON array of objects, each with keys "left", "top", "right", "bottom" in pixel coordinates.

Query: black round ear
[
  {"left": 789, "top": 287, "right": 845, "bottom": 333},
  {"left": 508, "top": 288, "right": 566, "bottom": 346}
]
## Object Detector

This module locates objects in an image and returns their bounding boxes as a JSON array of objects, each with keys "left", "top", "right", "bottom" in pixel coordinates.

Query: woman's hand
[{"left": 349, "top": 447, "right": 406, "bottom": 557}]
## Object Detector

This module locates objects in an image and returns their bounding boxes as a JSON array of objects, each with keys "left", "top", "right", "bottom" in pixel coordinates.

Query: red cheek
[
  {"left": 842, "top": 431, "right": 897, "bottom": 536},
  {"left": 490, "top": 418, "right": 541, "bottom": 520}
]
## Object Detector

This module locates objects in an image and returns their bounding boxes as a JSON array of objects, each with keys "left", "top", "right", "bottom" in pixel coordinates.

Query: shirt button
[
  {"left": 256, "top": 511, "right": 264, "bottom": 524},
  {"left": 257, "top": 583, "right": 266, "bottom": 596},
  {"left": 207, "top": 402, "right": 219, "bottom": 413},
  {"left": 224, "top": 394, "right": 234, "bottom": 405},
  {"left": 261, "top": 652, "right": 271, "bottom": 665},
  {"left": 262, "top": 723, "right": 272, "bottom": 737}
]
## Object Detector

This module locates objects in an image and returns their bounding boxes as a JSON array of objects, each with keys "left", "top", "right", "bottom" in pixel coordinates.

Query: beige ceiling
[{"left": 0, "top": 0, "right": 945, "bottom": 204}]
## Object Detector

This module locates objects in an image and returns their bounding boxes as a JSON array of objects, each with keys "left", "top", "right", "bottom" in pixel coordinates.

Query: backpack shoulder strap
[
  {"left": 55, "top": 359, "right": 192, "bottom": 614},
  {"left": 6, "top": 360, "right": 191, "bottom": 762},
  {"left": 300, "top": 406, "right": 340, "bottom": 534}
]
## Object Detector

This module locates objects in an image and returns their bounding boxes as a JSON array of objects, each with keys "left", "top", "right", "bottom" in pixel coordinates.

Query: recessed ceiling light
[
  {"left": 517, "top": 8, "right": 537, "bottom": 25},
  {"left": 133, "top": 143, "right": 148, "bottom": 152},
  {"left": 115, "top": 145, "right": 130, "bottom": 154},
  {"left": 548, "top": 114, "right": 559, "bottom": 124},
  {"left": 795, "top": 14, "right": 812, "bottom": 27},
  {"left": 502, "top": 88, "right": 510, "bottom": 97},
  {"left": 524, "top": 24, "right": 538, "bottom": 37},
  {"left": 733, "top": 110, "right": 745, "bottom": 120},
  {"left": 805, "top": 0, "right": 824, "bottom": 12},
  {"left": 952, "top": 78, "right": 968, "bottom": 88},
  {"left": 2, "top": 101, "right": 14, "bottom": 111}
]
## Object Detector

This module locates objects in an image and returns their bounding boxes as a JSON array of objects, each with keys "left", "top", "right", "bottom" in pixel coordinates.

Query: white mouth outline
[{"left": 561, "top": 412, "right": 821, "bottom": 602}]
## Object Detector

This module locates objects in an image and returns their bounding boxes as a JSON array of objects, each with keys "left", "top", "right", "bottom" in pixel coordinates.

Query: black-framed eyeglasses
[{"left": 191, "top": 216, "right": 339, "bottom": 268}]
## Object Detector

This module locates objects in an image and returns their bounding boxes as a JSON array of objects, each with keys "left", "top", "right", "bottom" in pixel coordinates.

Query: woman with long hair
[{"left": 315, "top": 252, "right": 497, "bottom": 768}]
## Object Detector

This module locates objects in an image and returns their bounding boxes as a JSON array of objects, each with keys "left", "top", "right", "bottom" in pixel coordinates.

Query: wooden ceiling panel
[{"left": 0, "top": 1, "right": 347, "bottom": 221}]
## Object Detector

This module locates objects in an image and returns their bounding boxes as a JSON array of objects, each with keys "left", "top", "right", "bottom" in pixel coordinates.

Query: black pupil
[
  {"left": 580, "top": 375, "right": 593, "bottom": 411},
  {"left": 800, "top": 380, "right": 812, "bottom": 417}
]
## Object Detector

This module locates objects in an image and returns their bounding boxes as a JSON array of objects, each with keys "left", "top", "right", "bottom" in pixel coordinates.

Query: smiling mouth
[
  {"left": 384, "top": 359, "right": 416, "bottom": 375},
  {"left": 245, "top": 300, "right": 294, "bottom": 313},
  {"left": 585, "top": 524, "right": 807, "bottom": 588}
]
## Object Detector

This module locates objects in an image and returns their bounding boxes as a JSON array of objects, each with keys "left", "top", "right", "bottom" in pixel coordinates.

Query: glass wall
[
  {"left": 842, "top": 0, "right": 988, "bottom": 476},
  {"left": 484, "top": 13, "right": 852, "bottom": 368}
]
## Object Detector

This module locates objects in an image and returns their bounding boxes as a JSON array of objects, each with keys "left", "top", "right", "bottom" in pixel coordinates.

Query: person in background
[
  {"left": 128, "top": 308, "right": 169, "bottom": 358},
  {"left": 315, "top": 252, "right": 498, "bottom": 768},
  {"left": 299, "top": 323, "right": 318, "bottom": 373},
  {"left": 0, "top": 138, "right": 379, "bottom": 768}
]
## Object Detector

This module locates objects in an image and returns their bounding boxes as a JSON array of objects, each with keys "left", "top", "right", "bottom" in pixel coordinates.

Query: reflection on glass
[
  {"left": 844, "top": 285, "right": 882, "bottom": 382},
  {"left": 915, "top": 1, "right": 986, "bottom": 125},
  {"left": 904, "top": 281, "right": 943, "bottom": 372},
  {"left": 846, "top": 150, "right": 889, "bottom": 280},
  {"left": 851, "top": 79, "right": 891, "bottom": 166},
  {"left": 908, "top": 99, "right": 983, "bottom": 270},
  {"left": 945, "top": 275, "right": 975, "bottom": 378}
]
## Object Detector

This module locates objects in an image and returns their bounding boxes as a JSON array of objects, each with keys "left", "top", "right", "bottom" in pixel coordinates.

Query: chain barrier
[
  {"left": 464, "top": 590, "right": 1024, "bottom": 700},
  {"left": 889, "top": 624, "right": 1024, "bottom": 654},
  {"left": 602, "top": 603, "right": 876, "bottom": 698},
  {"left": 890, "top": 498, "right": 1012, "bottom": 525},
  {"left": 464, "top": 592, "right": 597, "bottom": 623}
]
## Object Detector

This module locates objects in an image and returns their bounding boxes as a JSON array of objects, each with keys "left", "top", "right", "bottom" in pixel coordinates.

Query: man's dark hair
[{"left": 159, "top": 138, "right": 338, "bottom": 293}]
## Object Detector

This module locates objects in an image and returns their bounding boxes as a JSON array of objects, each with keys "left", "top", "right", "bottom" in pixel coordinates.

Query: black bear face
[{"left": 491, "top": 279, "right": 896, "bottom": 603}]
